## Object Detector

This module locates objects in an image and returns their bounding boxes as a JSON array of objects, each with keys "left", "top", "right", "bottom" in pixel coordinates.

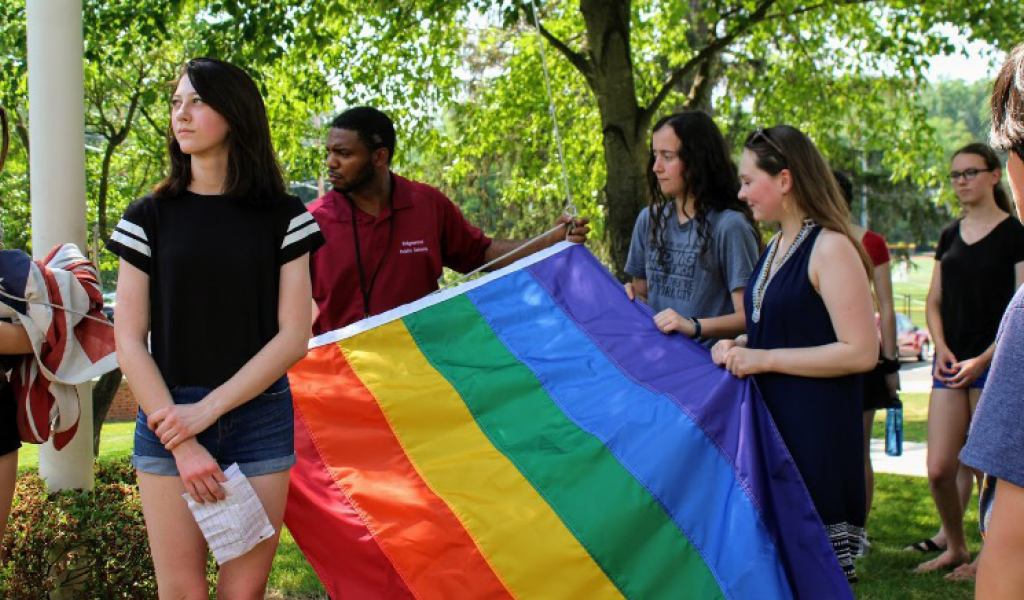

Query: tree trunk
[
  {"left": 602, "top": 137, "right": 650, "bottom": 281},
  {"left": 13, "top": 106, "right": 29, "bottom": 159},
  {"left": 0, "top": 105, "right": 9, "bottom": 177},
  {"left": 97, "top": 143, "right": 117, "bottom": 242},
  {"left": 580, "top": 0, "right": 651, "bottom": 280},
  {"left": 91, "top": 368, "right": 122, "bottom": 456}
]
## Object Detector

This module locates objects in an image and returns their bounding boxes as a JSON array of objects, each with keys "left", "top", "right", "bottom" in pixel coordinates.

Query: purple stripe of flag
[{"left": 528, "top": 245, "right": 852, "bottom": 600}]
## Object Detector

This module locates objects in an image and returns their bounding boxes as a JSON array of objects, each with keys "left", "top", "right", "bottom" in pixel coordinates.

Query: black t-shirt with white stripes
[{"left": 107, "top": 192, "right": 324, "bottom": 388}]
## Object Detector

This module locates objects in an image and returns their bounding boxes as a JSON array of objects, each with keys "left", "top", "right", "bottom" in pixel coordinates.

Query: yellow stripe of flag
[{"left": 341, "top": 321, "right": 627, "bottom": 600}]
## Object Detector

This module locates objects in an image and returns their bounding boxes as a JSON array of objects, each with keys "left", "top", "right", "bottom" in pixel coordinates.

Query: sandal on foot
[{"left": 903, "top": 539, "right": 944, "bottom": 553}]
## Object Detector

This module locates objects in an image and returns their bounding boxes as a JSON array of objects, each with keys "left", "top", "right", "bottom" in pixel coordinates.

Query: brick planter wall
[{"left": 105, "top": 383, "right": 139, "bottom": 421}]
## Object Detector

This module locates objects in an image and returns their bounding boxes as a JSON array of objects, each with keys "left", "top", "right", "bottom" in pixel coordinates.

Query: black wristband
[
  {"left": 688, "top": 317, "right": 702, "bottom": 339},
  {"left": 879, "top": 356, "right": 900, "bottom": 374}
]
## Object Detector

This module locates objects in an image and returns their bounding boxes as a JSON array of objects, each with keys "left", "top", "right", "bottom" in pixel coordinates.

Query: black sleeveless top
[{"left": 744, "top": 225, "right": 866, "bottom": 580}]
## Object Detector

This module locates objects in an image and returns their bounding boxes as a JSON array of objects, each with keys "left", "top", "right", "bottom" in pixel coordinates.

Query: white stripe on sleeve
[
  {"left": 281, "top": 222, "right": 321, "bottom": 250},
  {"left": 116, "top": 219, "right": 148, "bottom": 241},
  {"left": 110, "top": 230, "right": 151, "bottom": 257},
  {"left": 287, "top": 212, "right": 314, "bottom": 233}
]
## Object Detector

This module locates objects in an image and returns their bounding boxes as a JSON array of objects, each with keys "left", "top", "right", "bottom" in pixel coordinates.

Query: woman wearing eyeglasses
[
  {"left": 957, "top": 42, "right": 1024, "bottom": 600},
  {"left": 711, "top": 125, "right": 878, "bottom": 581},
  {"left": 623, "top": 111, "right": 760, "bottom": 346},
  {"left": 911, "top": 142, "right": 1024, "bottom": 575}
]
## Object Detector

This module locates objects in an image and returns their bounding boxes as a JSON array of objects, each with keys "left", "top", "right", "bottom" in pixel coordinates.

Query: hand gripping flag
[
  {"left": 0, "top": 244, "right": 117, "bottom": 449},
  {"left": 285, "top": 242, "right": 854, "bottom": 600}
]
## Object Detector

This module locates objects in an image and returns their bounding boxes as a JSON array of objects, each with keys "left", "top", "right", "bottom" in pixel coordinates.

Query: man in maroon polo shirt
[
  {"left": 291, "top": 108, "right": 590, "bottom": 597},
  {"left": 307, "top": 106, "right": 590, "bottom": 334}
]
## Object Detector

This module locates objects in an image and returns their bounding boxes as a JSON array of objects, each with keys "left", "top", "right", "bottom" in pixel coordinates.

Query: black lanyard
[{"left": 346, "top": 175, "right": 395, "bottom": 319}]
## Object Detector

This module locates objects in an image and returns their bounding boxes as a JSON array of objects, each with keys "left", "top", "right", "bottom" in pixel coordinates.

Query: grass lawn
[
  {"left": 856, "top": 472, "right": 980, "bottom": 600},
  {"left": 268, "top": 528, "right": 328, "bottom": 598},
  {"left": 21, "top": 415, "right": 981, "bottom": 599},
  {"left": 891, "top": 255, "right": 933, "bottom": 329}
]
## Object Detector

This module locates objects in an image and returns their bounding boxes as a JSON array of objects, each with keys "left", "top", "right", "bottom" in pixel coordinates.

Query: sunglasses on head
[{"left": 752, "top": 128, "right": 788, "bottom": 165}]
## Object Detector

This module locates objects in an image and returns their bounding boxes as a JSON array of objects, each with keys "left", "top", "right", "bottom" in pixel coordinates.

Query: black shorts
[
  {"left": 862, "top": 364, "right": 896, "bottom": 412},
  {"left": 1, "top": 377, "right": 21, "bottom": 456}
]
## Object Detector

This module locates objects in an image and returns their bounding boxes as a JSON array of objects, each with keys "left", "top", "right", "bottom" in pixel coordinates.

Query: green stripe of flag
[{"left": 404, "top": 295, "right": 725, "bottom": 600}]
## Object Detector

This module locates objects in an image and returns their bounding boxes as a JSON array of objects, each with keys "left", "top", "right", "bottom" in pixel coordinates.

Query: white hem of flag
[{"left": 309, "top": 241, "right": 576, "bottom": 349}]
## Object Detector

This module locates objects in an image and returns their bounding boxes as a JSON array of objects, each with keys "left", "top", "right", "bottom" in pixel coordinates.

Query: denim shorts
[
  {"left": 132, "top": 375, "right": 295, "bottom": 477},
  {"left": 932, "top": 358, "right": 989, "bottom": 390}
]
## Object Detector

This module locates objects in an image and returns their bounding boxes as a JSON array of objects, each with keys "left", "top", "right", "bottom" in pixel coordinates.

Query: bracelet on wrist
[
  {"left": 687, "top": 317, "right": 702, "bottom": 339},
  {"left": 878, "top": 356, "right": 900, "bottom": 374}
]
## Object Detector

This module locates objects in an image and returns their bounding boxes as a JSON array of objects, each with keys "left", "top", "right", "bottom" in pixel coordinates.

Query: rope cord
[
  {"left": 0, "top": 288, "right": 114, "bottom": 327},
  {"left": 528, "top": 0, "right": 576, "bottom": 219}
]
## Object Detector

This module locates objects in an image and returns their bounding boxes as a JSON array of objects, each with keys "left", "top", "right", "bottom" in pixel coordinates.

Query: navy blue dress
[{"left": 744, "top": 225, "right": 866, "bottom": 581}]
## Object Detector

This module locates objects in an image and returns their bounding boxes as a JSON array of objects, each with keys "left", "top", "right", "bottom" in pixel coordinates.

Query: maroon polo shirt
[{"left": 308, "top": 174, "right": 492, "bottom": 334}]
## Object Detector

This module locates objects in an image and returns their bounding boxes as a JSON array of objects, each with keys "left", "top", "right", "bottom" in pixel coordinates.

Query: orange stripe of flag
[{"left": 292, "top": 343, "right": 518, "bottom": 600}]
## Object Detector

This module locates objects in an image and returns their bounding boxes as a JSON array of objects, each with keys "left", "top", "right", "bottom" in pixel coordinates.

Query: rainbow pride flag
[{"left": 284, "top": 242, "right": 853, "bottom": 600}]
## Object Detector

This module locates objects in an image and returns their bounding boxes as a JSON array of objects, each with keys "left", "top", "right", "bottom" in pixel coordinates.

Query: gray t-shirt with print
[
  {"left": 625, "top": 205, "right": 759, "bottom": 343},
  {"left": 961, "top": 283, "right": 1024, "bottom": 488}
]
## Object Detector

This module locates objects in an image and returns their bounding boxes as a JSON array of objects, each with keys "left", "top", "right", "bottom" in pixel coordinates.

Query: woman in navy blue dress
[{"left": 711, "top": 126, "right": 878, "bottom": 582}]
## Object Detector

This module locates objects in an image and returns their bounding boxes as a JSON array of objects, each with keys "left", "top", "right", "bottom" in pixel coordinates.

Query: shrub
[
  {"left": 0, "top": 458, "right": 155, "bottom": 599},
  {"left": 0, "top": 457, "right": 222, "bottom": 599}
]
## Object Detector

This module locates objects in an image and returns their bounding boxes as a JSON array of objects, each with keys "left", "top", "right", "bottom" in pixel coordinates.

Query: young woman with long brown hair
[
  {"left": 711, "top": 125, "right": 877, "bottom": 582},
  {"left": 109, "top": 58, "right": 323, "bottom": 598},
  {"left": 624, "top": 111, "right": 759, "bottom": 345}
]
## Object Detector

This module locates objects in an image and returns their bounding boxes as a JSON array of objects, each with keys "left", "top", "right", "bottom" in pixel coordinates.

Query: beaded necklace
[{"left": 751, "top": 219, "right": 817, "bottom": 323}]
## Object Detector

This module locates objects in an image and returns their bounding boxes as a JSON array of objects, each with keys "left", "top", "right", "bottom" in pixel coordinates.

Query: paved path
[
  {"left": 871, "top": 439, "right": 927, "bottom": 477},
  {"left": 868, "top": 360, "right": 931, "bottom": 477},
  {"left": 899, "top": 361, "right": 934, "bottom": 394}
]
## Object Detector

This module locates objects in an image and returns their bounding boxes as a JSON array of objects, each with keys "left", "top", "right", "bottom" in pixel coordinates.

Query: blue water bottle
[{"left": 885, "top": 398, "right": 903, "bottom": 457}]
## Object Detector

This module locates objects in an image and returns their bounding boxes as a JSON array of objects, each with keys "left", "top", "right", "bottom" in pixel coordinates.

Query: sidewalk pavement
[
  {"left": 899, "top": 361, "right": 933, "bottom": 394},
  {"left": 868, "top": 361, "right": 931, "bottom": 477},
  {"left": 871, "top": 439, "right": 927, "bottom": 477}
]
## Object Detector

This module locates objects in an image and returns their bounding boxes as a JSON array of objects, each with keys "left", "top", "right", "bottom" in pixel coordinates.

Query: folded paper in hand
[{"left": 183, "top": 463, "right": 275, "bottom": 564}]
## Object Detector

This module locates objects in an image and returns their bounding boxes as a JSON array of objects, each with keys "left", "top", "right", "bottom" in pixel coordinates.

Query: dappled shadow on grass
[{"left": 854, "top": 474, "right": 981, "bottom": 599}]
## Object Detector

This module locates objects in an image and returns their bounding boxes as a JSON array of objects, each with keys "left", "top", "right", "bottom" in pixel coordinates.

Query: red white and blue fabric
[{"left": 0, "top": 244, "right": 117, "bottom": 449}]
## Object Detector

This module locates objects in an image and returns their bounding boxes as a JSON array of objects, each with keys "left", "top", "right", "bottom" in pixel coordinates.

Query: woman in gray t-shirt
[{"left": 625, "top": 111, "right": 760, "bottom": 347}]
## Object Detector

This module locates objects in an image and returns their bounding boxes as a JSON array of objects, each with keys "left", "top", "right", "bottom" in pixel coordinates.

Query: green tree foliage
[
  {"left": 1, "top": 0, "right": 1021, "bottom": 272},
  {"left": 383, "top": 0, "right": 1023, "bottom": 275},
  {"left": 840, "top": 78, "right": 1001, "bottom": 249},
  {"left": 0, "top": 0, "right": 30, "bottom": 253}
]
